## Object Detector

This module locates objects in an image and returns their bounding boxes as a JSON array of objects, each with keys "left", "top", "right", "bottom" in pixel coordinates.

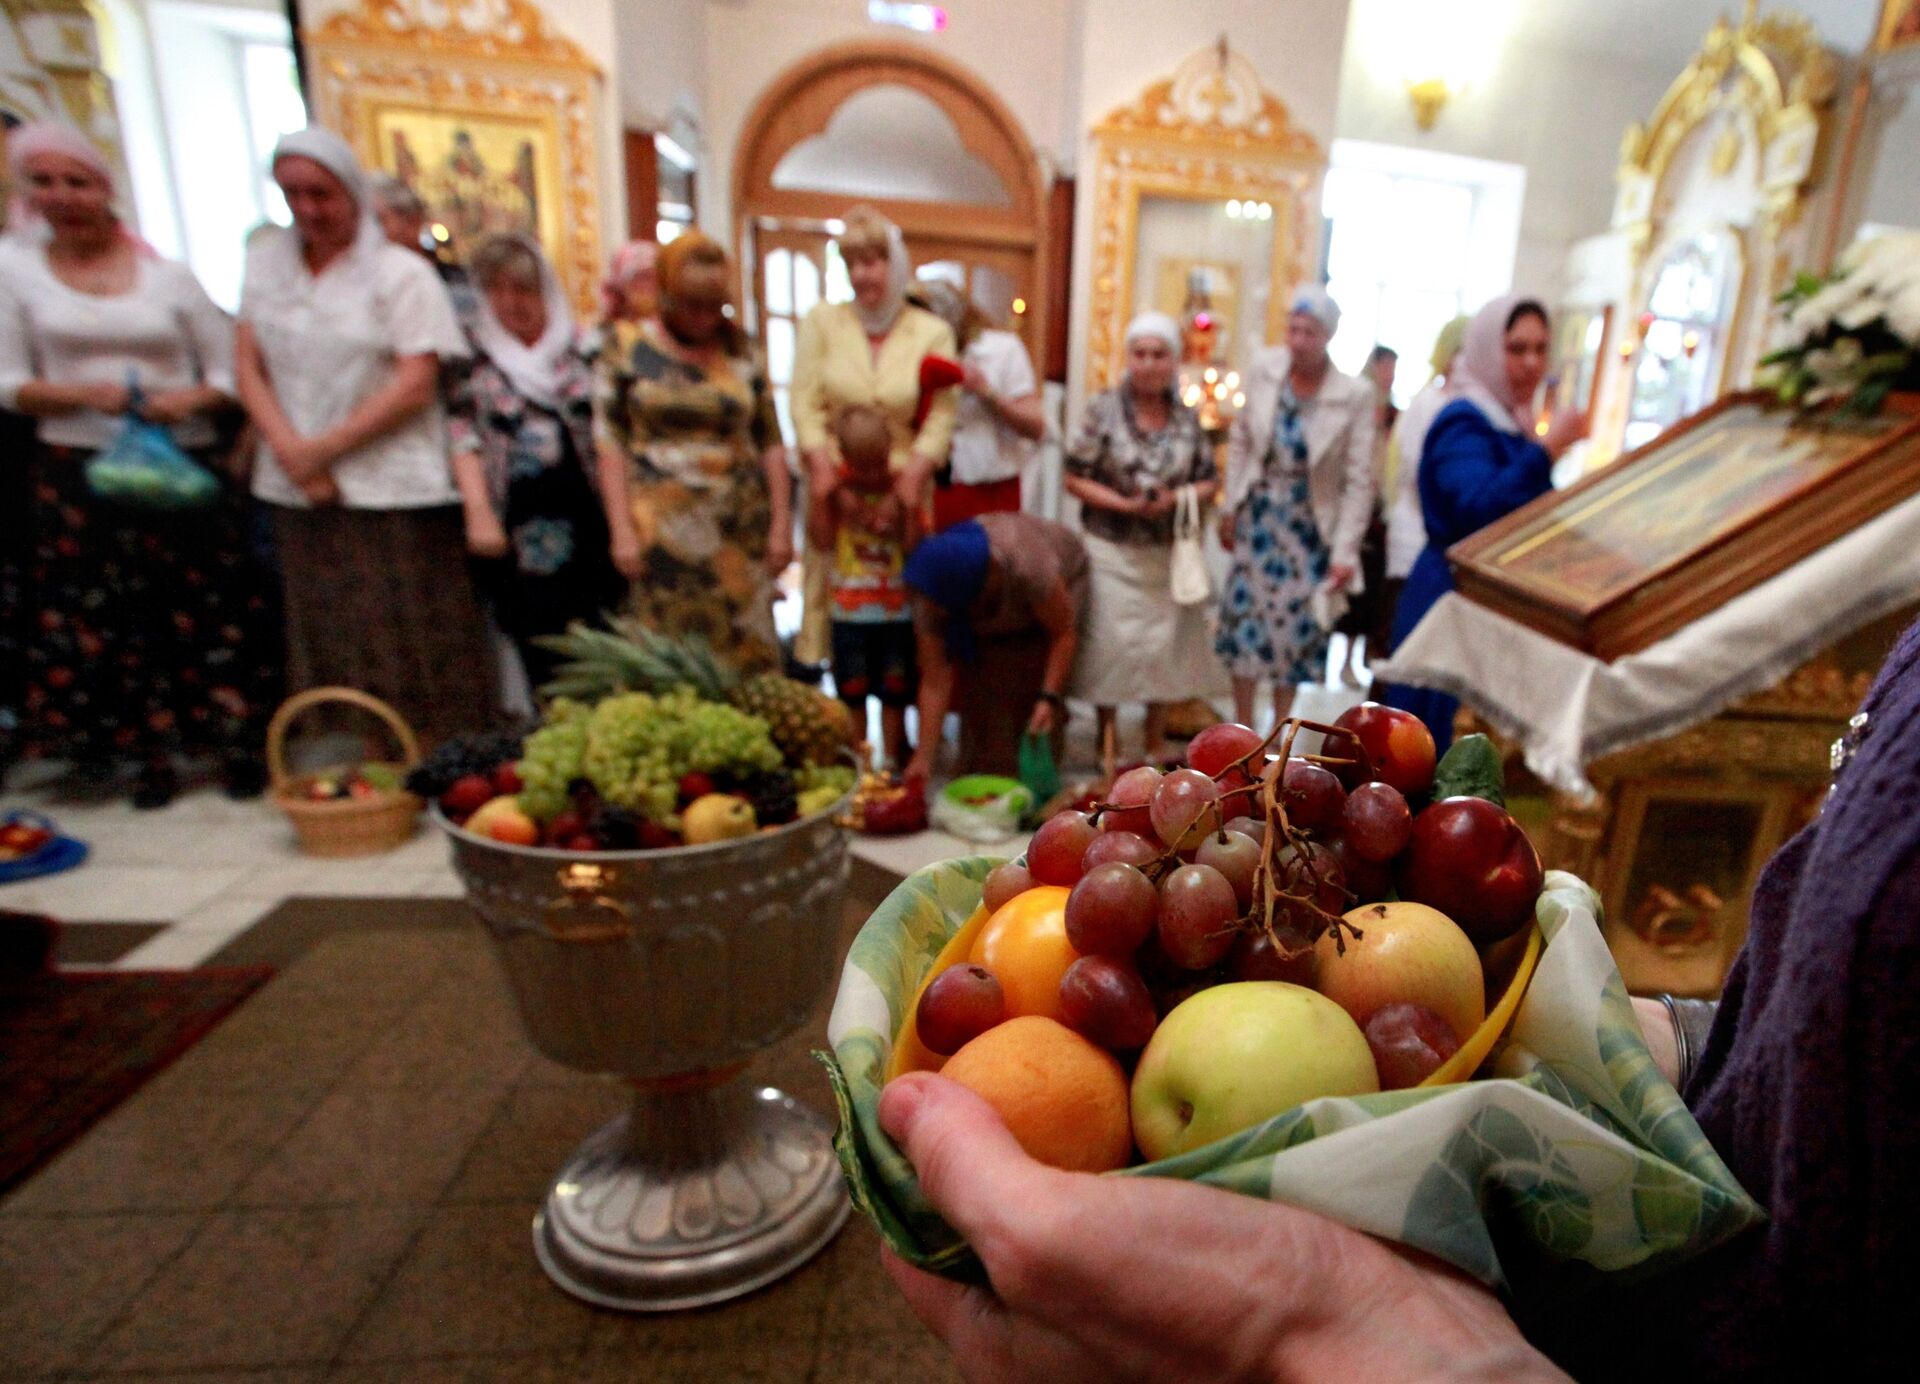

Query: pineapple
[{"left": 536, "top": 621, "right": 853, "bottom": 767}]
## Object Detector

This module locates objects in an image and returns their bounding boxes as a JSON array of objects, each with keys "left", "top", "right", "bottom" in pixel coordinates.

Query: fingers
[
  {"left": 883, "top": 1248, "right": 1103, "bottom": 1384},
  {"left": 878, "top": 1072, "right": 1053, "bottom": 1252}
]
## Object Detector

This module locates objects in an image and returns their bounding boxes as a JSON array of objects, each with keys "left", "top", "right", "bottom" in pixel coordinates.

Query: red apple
[
  {"left": 1399, "top": 797, "right": 1544, "bottom": 943},
  {"left": 440, "top": 774, "right": 495, "bottom": 817},
  {"left": 492, "top": 762, "right": 524, "bottom": 796},
  {"left": 1313, "top": 901, "right": 1485, "bottom": 1047},
  {"left": 1330, "top": 702, "right": 1438, "bottom": 795}
]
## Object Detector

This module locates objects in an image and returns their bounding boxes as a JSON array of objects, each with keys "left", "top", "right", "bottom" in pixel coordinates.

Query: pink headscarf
[
  {"left": 4, "top": 121, "right": 117, "bottom": 244},
  {"left": 601, "top": 239, "right": 659, "bottom": 322},
  {"left": 1450, "top": 293, "right": 1546, "bottom": 436}
]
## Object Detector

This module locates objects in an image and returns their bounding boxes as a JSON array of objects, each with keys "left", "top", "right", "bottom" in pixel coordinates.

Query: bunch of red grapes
[{"left": 917, "top": 704, "right": 1545, "bottom": 1084}]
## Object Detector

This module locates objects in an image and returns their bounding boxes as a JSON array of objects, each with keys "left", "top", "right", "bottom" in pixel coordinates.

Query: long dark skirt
[
  {"left": 8, "top": 442, "right": 284, "bottom": 765},
  {"left": 270, "top": 504, "right": 498, "bottom": 750}
]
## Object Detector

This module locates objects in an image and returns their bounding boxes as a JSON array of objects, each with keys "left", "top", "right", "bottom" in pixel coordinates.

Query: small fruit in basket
[
  {"left": 1341, "top": 782, "right": 1413, "bottom": 862},
  {"left": 561, "top": 831, "right": 603, "bottom": 853},
  {"left": 682, "top": 793, "right": 757, "bottom": 845},
  {"left": 678, "top": 771, "right": 715, "bottom": 804},
  {"left": 1065, "top": 862, "right": 1159, "bottom": 956},
  {"left": 1314, "top": 902, "right": 1485, "bottom": 1046},
  {"left": 468, "top": 796, "right": 539, "bottom": 846},
  {"left": 440, "top": 774, "right": 496, "bottom": 818},
  {"left": 916, "top": 963, "right": 1007, "bottom": 1056},
  {"left": 1157, "top": 863, "right": 1240, "bottom": 970},
  {"left": 1130, "top": 982, "right": 1379, "bottom": 1162},
  {"left": 934, "top": 1016, "right": 1132, "bottom": 1173},
  {"left": 1195, "top": 828, "right": 1261, "bottom": 908},
  {"left": 1100, "top": 764, "right": 1161, "bottom": 837},
  {"left": 1270, "top": 758, "right": 1344, "bottom": 832},
  {"left": 1028, "top": 810, "right": 1097, "bottom": 886},
  {"left": 1331, "top": 702, "right": 1437, "bottom": 796},
  {"left": 1149, "top": 768, "right": 1222, "bottom": 850},
  {"left": 1322, "top": 831, "right": 1392, "bottom": 904},
  {"left": 1400, "top": 797, "right": 1544, "bottom": 943},
  {"left": 1057, "top": 955, "right": 1157, "bottom": 1051},
  {"left": 637, "top": 819, "right": 681, "bottom": 850},
  {"left": 347, "top": 779, "right": 379, "bottom": 801},
  {"left": 491, "top": 763, "right": 523, "bottom": 796},
  {"left": 1230, "top": 925, "right": 1317, "bottom": 986},
  {"left": 1081, "top": 829, "right": 1159, "bottom": 871},
  {"left": 970, "top": 885, "right": 1078, "bottom": 1021},
  {"left": 1185, "top": 721, "right": 1263, "bottom": 793},
  {"left": 981, "top": 861, "right": 1035, "bottom": 913},
  {"left": 796, "top": 784, "right": 843, "bottom": 818},
  {"left": 1365, "top": 1003, "right": 1463, "bottom": 1089},
  {"left": 0, "top": 822, "right": 54, "bottom": 859},
  {"left": 544, "top": 809, "right": 589, "bottom": 845}
]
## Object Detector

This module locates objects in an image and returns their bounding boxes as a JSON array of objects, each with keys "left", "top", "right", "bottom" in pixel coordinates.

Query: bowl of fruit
[
  {"left": 0, "top": 811, "right": 88, "bottom": 885},
  {"left": 823, "top": 705, "right": 1764, "bottom": 1300},
  {"left": 418, "top": 628, "right": 863, "bottom": 1314}
]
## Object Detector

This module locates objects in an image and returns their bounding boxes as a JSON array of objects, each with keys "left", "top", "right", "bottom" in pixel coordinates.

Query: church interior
[{"left": 4, "top": 1, "right": 1920, "bottom": 1378}]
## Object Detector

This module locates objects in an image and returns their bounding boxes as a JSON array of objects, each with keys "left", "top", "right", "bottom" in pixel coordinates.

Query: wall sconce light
[
  {"left": 1372, "top": 0, "right": 1512, "bottom": 134},
  {"left": 1406, "top": 78, "right": 1450, "bottom": 131}
]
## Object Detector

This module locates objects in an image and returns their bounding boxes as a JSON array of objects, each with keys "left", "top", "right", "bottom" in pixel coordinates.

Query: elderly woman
[
  {"left": 790, "top": 206, "right": 956, "bottom": 663},
  {"left": 911, "top": 280, "right": 1045, "bottom": 531},
  {"left": 901, "top": 513, "right": 1089, "bottom": 786},
  {"left": 1064, "top": 312, "right": 1217, "bottom": 761},
  {"left": 1214, "top": 286, "right": 1377, "bottom": 727},
  {"left": 596, "top": 239, "right": 659, "bottom": 353},
  {"left": 594, "top": 232, "right": 791, "bottom": 672},
  {"left": 368, "top": 173, "right": 477, "bottom": 329},
  {"left": 0, "top": 122, "right": 280, "bottom": 807},
  {"left": 1385, "top": 295, "right": 1585, "bottom": 752},
  {"left": 448, "top": 234, "right": 622, "bottom": 691},
  {"left": 237, "top": 127, "right": 495, "bottom": 747}
]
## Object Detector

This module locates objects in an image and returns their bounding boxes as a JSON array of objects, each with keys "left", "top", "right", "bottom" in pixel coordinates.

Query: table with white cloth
[{"left": 1378, "top": 488, "right": 1920, "bottom": 995}]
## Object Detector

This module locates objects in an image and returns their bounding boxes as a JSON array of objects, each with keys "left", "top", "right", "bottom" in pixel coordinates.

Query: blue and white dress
[{"left": 1214, "top": 382, "right": 1331, "bottom": 685}]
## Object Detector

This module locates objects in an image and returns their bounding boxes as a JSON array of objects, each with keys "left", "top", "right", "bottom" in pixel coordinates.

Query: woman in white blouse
[
  {"left": 910, "top": 281, "right": 1045, "bottom": 531},
  {"left": 0, "top": 122, "right": 282, "bottom": 808},
  {"left": 236, "top": 128, "right": 496, "bottom": 746}
]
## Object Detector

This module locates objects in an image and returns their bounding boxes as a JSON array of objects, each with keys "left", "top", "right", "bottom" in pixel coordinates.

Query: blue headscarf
[{"left": 903, "top": 520, "right": 991, "bottom": 664}]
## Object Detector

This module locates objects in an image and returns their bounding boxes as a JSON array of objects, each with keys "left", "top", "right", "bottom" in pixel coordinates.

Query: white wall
[
  {"left": 616, "top": 0, "right": 705, "bottom": 137},
  {"left": 700, "top": 0, "right": 1081, "bottom": 242}
]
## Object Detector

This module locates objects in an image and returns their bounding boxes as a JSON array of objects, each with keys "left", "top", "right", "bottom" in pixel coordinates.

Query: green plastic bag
[
  {"left": 819, "top": 865, "right": 1764, "bottom": 1305},
  {"left": 1016, "top": 731, "right": 1061, "bottom": 809}
]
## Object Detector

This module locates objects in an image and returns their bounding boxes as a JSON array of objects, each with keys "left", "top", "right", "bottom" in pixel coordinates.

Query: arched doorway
[{"left": 732, "top": 38, "right": 1050, "bottom": 434}]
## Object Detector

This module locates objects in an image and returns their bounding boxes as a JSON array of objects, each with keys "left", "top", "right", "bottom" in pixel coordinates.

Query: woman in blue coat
[{"left": 1384, "top": 295, "right": 1585, "bottom": 750}]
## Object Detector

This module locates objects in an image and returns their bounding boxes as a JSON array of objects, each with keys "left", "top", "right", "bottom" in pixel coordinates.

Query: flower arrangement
[{"left": 1760, "top": 230, "right": 1920, "bottom": 414}]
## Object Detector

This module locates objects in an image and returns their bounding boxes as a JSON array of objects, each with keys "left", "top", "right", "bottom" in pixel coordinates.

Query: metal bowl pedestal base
[{"left": 532, "top": 1078, "right": 849, "bottom": 1312}]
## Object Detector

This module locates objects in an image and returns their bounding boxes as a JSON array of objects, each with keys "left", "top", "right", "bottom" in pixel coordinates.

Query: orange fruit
[
  {"left": 936, "top": 1016, "right": 1132, "bottom": 1172},
  {"left": 969, "top": 885, "right": 1078, "bottom": 1022}
]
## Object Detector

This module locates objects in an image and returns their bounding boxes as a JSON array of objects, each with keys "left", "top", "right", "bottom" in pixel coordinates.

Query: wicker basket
[{"left": 268, "top": 687, "right": 423, "bottom": 858}]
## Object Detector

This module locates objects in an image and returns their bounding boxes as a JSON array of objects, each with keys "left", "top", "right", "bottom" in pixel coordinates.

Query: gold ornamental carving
[
  {"left": 1086, "top": 41, "right": 1325, "bottom": 393},
  {"left": 303, "top": 0, "right": 604, "bottom": 317}
]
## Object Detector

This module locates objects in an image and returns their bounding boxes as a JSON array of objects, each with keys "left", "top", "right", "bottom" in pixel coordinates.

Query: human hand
[
  {"left": 274, "top": 435, "right": 336, "bottom": 484},
  {"left": 963, "top": 362, "right": 992, "bottom": 396},
  {"left": 610, "top": 529, "right": 643, "bottom": 579},
  {"left": 1327, "top": 562, "right": 1357, "bottom": 592},
  {"left": 1542, "top": 410, "right": 1590, "bottom": 459},
  {"left": 879, "top": 1073, "right": 1567, "bottom": 1384},
  {"left": 765, "top": 523, "right": 795, "bottom": 577},
  {"left": 1217, "top": 511, "right": 1236, "bottom": 551},
  {"left": 804, "top": 447, "right": 838, "bottom": 495},
  {"left": 80, "top": 380, "right": 133, "bottom": 415},
  {"left": 895, "top": 455, "right": 936, "bottom": 512},
  {"left": 465, "top": 509, "right": 510, "bottom": 559},
  {"left": 299, "top": 472, "right": 340, "bottom": 507},
  {"left": 137, "top": 390, "right": 203, "bottom": 426},
  {"left": 902, "top": 749, "right": 936, "bottom": 792},
  {"left": 1026, "top": 698, "right": 1057, "bottom": 736}
]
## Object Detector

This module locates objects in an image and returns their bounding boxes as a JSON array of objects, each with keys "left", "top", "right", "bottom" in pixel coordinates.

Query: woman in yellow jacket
[{"left": 790, "top": 206, "right": 957, "bottom": 664}]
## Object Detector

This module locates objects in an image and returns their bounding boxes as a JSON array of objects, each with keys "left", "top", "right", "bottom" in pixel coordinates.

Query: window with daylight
[{"left": 1321, "top": 141, "right": 1524, "bottom": 404}]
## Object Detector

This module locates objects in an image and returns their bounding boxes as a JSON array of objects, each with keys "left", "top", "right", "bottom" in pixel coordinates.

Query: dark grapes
[
  {"left": 1082, "top": 829, "right": 1161, "bottom": 871},
  {"left": 1029, "top": 810, "right": 1098, "bottom": 886},
  {"left": 1269, "top": 758, "right": 1346, "bottom": 832},
  {"left": 1323, "top": 832, "right": 1393, "bottom": 903},
  {"left": 1364, "top": 1002, "right": 1461, "bottom": 1089},
  {"left": 983, "top": 861, "right": 1036, "bottom": 913},
  {"left": 1195, "top": 829, "right": 1261, "bottom": 908},
  {"left": 1150, "top": 769, "right": 1223, "bottom": 850},
  {"left": 1058, "top": 956, "right": 1158, "bottom": 1051},
  {"left": 1101, "top": 765, "right": 1163, "bottom": 836},
  {"left": 1230, "top": 924, "right": 1317, "bottom": 986},
  {"left": 1273, "top": 841, "right": 1348, "bottom": 929},
  {"left": 917, "top": 964, "right": 1007, "bottom": 1056},
  {"left": 1157, "top": 863, "right": 1240, "bottom": 969},
  {"left": 1342, "top": 783, "right": 1412, "bottom": 862},
  {"left": 1065, "top": 863, "right": 1159, "bottom": 956},
  {"left": 1186, "top": 722, "right": 1263, "bottom": 790}
]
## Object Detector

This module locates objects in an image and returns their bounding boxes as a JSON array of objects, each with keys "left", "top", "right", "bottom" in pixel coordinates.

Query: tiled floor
[{"left": 0, "top": 867, "right": 964, "bottom": 1382}]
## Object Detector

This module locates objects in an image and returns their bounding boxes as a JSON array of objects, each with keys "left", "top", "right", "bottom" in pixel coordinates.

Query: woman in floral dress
[
  {"left": 448, "top": 234, "right": 622, "bottom": 691},
  {"left": 594, "top": 233, "right": 793, "bottom": 672}
]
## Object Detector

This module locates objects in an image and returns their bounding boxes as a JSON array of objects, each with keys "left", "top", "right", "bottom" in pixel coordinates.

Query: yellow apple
[
  {"left": 467, "top": 795, "right": 539, "bottom": 846},
  {"left": 1130, "top": 981, "right": 1379, "bottom": 1162},
  {"left": 682, "top": 793, "right": 758, "bottom": 845},
  {"left": 1313, "top": 901, "right": 1485, "bottom": 1047}
]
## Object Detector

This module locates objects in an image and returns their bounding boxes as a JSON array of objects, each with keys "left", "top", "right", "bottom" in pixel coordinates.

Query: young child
[{"left": 811, "top": 404, "right": 921, "bottom": 768}]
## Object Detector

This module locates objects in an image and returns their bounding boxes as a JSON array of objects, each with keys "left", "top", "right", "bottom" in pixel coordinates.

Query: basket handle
[{"left": 266, "top": 686, "right": 423, "bottom": 790}]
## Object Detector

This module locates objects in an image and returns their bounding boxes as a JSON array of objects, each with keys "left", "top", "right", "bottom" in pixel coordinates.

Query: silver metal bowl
[{"left": 434, "top": 795, "right": 853, "bottom": 1311}]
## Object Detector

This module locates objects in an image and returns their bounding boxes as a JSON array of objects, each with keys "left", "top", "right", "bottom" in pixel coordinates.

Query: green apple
[
  {"left": 1314, "top": 901, "right": 1486, "bottom": 1048},
  {"left": 1130, "top": 981, "right": 1379, "bottom": 1162}
]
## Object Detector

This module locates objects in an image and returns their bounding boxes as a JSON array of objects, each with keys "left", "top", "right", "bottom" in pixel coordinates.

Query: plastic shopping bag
[
  {"left": 928, "top": 775, "right": 1033, "bottom": 844},
  {"left": 85, "top": 412, "right": 221, "bottom": 511},
  {"left": 1016, "top": 730, "right": 1062, "bottom": 807}
]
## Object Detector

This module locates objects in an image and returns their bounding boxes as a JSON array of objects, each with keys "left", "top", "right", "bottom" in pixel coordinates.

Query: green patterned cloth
[{"left": 820, "top": 862, "right": 1765, "bottom": 1303}]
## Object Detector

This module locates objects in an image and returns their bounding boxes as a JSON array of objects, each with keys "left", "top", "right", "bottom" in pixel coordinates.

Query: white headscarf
[
  {"left": 265, "top": 126, "right": 383, "bottom": 273},
  {"left": 1452, "top": 293, "right": 1544, "bottom": 436},
  {"left": 4, "top": 121, "right": 125, "bottom": 248},
  {"left": 852, "top": 217, "right": 914, "bottom": 336},
  {"left": 1124, "top": 311, "right": 1182, "bottom": 356},
  {"left": 471, "top": 234, "right": 576, "bottom": 410},
  {"left": 1289, "top": 284, "right": 1342, "bottom": 337}
]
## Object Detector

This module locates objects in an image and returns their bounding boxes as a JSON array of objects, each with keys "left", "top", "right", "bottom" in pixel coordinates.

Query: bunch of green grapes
[
  {"left": 516, "top": 699, "right": 590, "bottom": 821},
  {"left": 582, "top": 690, "right": 782, "bottom": 822},
  {"left": 796, "top": 763, "right": 856, "bottom": 797}
]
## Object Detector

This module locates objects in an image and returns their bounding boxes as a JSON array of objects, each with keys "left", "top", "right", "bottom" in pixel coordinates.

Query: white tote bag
[{"left": 1170, "top": 485, "right": 1212, "bottom": 606}]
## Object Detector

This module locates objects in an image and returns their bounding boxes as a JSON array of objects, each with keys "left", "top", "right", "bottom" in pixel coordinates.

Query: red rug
[{"left": 0, "top": 964, "right": 274, "bottom": 1196}]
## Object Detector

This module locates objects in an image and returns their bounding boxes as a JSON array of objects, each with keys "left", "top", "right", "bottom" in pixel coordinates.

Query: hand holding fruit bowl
[{"left": 882, "top": 707, "right": 1545, "bottom": 1172}]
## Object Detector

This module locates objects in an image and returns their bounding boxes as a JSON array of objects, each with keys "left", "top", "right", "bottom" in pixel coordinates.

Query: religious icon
[{"left": 366, "top": 104, "right": 562, "bottom": 266}]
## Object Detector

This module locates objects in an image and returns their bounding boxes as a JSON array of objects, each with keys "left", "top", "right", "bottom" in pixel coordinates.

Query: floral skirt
[
  {"left": 6, "top": 443, "right": 284, "bottom": 764},
  {"left": 1213, "top": 467, "right": 1331, "bottom": 685},
  {"left": 627, "top": 468, "right": 778, "bottom": 674}
]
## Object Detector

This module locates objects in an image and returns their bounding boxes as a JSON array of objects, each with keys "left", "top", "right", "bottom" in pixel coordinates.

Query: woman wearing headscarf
[
  {"left": 1214, "top": 286, "right": 1378, "bottom": 727},
  {"left": 1064, "top": 311, "right": 1217, "bottom": 761},
  {"left": 910, "top": 279, "right": 1045, "bottom": 531},
  {"left": 901, "top": 513, "right": 1089, "bottom": 786},
  {"left": 594, "top": 231, "right": 792, "bottom": 672},
  {"left": 1384, "top": 295, "right": 1586, "bottom": 751},
  {"left": 448, "top": 233, "right": 623, "bottom": 691},
  {"left": 790, "top": 206, "right": 957, "bottom": 664},
  {"left": 0, "top": 122, "right": 280, "bottom": 807},
  {"left": 597, "top": 239, "right": 659, "bottom": 351},
  {"left": 1383, "top": 315, "right": 1470, "bottom": 606},
  {"left": 236, "top": 126, "right": 494, "bottom": 747}
]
